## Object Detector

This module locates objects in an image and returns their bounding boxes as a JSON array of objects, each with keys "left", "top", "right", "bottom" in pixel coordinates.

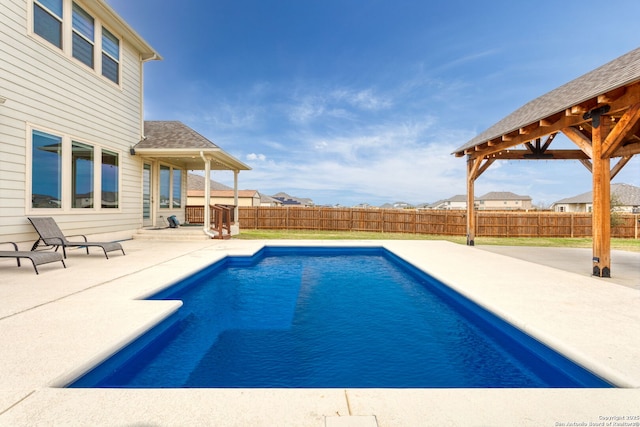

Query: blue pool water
[{"left": 70, "top": 246, "right": 610, "bottom": 388}]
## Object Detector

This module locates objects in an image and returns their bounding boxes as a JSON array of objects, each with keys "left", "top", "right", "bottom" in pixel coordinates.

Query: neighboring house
[
  {"left": 379, "top": 202, "right": 413, "bottom": 209},
  {"left": 353, "top": 203, "right": 377, "bottom": 209},
  {"left": 186, "top": 173, "right": 261, "bottom": 207},
  {"left": 477, "top": 192, "right": 532, "bottom": 211},
  {"left": 552, "top": 183, "right": 640, "bottom": 213},
  {"left": 0, "top": 1, "right": 248, "bottom": 243},
  {"left": 425, "top": 192, "right": 531, "bottom": 210},
  {"left": 187, "top": 190, "right": 261, "bottom": 208},
  {"left": 187, "top": 172, "right": 280, "bottom": 207},
  {"left": 427, "top": 195, "right": 470, "bottom": 210},
  {"left": 272, "top": 192, "right": 314, "bottom": 207},
  {"left": 259, "top": 194, "right": 283, "bottom": 207}
]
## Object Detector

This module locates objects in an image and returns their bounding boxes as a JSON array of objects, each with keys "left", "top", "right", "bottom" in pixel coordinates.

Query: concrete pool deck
[{"left": 0, "top": 239, "right": 638, "bottom": 426}]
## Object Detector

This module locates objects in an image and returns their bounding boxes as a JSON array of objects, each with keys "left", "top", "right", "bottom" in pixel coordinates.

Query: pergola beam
[
  {"left": 486, "top": 149, "right": 588, "bottom": 160},
  {"left": 562, "top": 127, "right": 594, "bottom": 158},
  {"left": 610, "top": 155, "right": 632, "bottom": 180},
  {"left": 601, "top": 102, "right": 640, "bottom": 158}
]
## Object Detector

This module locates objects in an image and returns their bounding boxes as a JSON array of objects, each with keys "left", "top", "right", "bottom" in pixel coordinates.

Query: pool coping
[{"left": 0, "top": 239, "right": 638, "bottom": 426}]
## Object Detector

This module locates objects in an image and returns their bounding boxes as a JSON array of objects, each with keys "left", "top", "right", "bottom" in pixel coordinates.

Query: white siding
[{"left": 0, "top": 0, "right": 149, "bottom": 242}]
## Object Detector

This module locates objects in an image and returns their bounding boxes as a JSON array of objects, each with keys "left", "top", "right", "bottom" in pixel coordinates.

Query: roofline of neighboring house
[{"left": 88, "top": 0, "right": 162, "bottom": 61}]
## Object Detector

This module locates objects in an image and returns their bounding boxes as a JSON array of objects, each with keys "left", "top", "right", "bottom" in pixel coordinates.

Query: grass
[{"left": 235, "top": 229, "right": 640, "bottom": 252}]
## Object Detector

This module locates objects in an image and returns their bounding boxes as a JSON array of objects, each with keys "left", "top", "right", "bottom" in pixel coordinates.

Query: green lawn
[{"left": 235, "top": 229, "right": 640, "bottom": 252}]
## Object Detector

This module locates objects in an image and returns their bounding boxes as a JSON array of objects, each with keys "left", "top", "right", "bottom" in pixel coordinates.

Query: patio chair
[
  {"left": 0, "top": 242, "right": 66, "bottom": 274},
  {"left": 28, "top": 217, "right": 125, "bottom": 259}
]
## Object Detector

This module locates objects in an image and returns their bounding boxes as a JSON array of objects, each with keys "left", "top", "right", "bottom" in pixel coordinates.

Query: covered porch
[{"left": 132, "top": 121, "right": 251, "bottom": 238}]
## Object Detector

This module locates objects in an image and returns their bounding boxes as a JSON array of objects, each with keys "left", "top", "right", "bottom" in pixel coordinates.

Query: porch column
[
  {"left": 203, "top": 156, "right": 211, "bottom": 229},
  {"left": 233, "top": 170, "right": 239, "bottom": 223},
  {"left": 591, "top": 116, "right": 612, "bottom": 277}
]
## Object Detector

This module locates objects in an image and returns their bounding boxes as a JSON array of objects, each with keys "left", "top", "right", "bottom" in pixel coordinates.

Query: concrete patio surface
[{"left": 0, "top": 239, "right": 638, "bottom": 426}]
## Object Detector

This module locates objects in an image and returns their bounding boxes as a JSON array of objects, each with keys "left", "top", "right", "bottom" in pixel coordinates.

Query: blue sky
[{"left": 107, "top": 0, "right": 640, "bottom": 207}]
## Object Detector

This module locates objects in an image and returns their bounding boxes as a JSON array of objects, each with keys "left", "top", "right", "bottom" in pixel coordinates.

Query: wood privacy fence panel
[{"left": 238, "top": 207, "right": 639, "bottom": 238}]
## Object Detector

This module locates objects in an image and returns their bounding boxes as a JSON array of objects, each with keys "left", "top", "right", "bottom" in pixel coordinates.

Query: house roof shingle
[
  {"left": 478, "top": 191, "right": 532, "bottom": 201},
  {"left": 554, "top": 183, "right": 640, "bottom": 206},
  {"left": 187, "top": 173, "right": 232, "bottom": 191},
  {"left": 133, "top": 121, "right": 250, "bottom": 171},
  {"left": 139, "top": 121, "right": 220, "bottom": 150}
]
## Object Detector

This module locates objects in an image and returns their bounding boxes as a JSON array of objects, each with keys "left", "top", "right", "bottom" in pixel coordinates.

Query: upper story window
[
  {"left": 72, "top": 3, "right": 95, "bottom": 68},
  {"left": 31, "top": 0, "right": 122, "bottom": 85},
  {"left": 101, "top": 28, "right": 120, "bottom": 83},
  {"left": 34, "top": 0, "right": 63, "bottom": 48}
]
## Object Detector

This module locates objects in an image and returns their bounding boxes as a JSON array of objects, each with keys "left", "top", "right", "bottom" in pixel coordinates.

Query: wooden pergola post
[
  {"left": 466, "top": 155, "right": 481, "bottom": 246},
  {"left": 591, "top": 115, "right": 612, "bottom": 277}
]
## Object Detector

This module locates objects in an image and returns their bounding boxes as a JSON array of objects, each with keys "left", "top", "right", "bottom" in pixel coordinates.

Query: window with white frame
[
  {"left": 31, "top": 130, "right": 63, "bottom": 208},
  {"left": 31, "top": 0, "right": 121, "bottom": 84},
  {"left": 30, "top": 128, "right": 120, "bottom": 211},
  {"left": 72, "top": 3, "right": 95, "bottom": 68},
  {"left": 172, "top": 169, "right": 182, "bottom": 208},
  {"left": 101, "top": 150, "right": 119, "bottom": 208},
  {"left": 159, "top": 165, "right": 182, "bottom": 209},
  {"left": 33, "top": 0, "right": 63, "bottom": 48},
  {"left": 101, "top": 27, "right": 120, "bottom": 83}
]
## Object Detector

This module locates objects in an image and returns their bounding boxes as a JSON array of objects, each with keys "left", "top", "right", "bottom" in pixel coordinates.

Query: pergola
[{"left": 453, "top": 47, "right": 640, "bottom": 278}]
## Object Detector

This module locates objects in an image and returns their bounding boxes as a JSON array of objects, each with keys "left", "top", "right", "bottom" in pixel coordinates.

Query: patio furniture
[
  {"left": 0, "top": 242, "right": 66, "bottom": 274},
  {"left": 28, "top": 217, "right": 125, "bottom": 259}
]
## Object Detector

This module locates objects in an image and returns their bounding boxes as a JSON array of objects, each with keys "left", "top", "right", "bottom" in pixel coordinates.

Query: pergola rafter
[{"left": 453, "top": 47, "right": 640, "bottom": 278}]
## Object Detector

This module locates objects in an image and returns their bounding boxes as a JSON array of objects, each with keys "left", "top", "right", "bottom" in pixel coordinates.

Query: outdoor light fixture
[{"left": 129, "top": 147, "right": 136, "bottom": 155}]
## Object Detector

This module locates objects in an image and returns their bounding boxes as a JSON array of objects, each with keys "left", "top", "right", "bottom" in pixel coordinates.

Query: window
[
  {"left": 159, "top": 165, "right": 182, "bottom": 209},
  {"left": 32, "top": 1, "right": 122, "bottom": 84},
  {"left": 34, "top": 0, "right": 63, "bottom": 48},
  {"left": 172, "top": 169, "right": 182, "bottom": 208},
  {"left": 71, "top": 141, "right": 94, "bottom": 208},
  {"left": 72, "top": 3, "right": 94, "bottom": 68},
  {"left": 30, "top": 128, "right": 119, "bottom": 210},
  {"left": 159, "top": 165, "right": 170, "bottom": 208},
  {"left": 102, "top": 150, "right": 119, "bottom": 208},
  {"left": 32, "top": 130, "right": 62, "bottom": 208},
  {"left": 101, "top": 27, "right": 120, "bottom": 83}
]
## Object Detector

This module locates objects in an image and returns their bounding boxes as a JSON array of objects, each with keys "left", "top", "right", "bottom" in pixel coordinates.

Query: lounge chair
[
  {"left": 0, "top": 242, "right": 66, "bottom": 274},
  {"left": 28, "top": 217, "right": 125, "bottom": 259}
]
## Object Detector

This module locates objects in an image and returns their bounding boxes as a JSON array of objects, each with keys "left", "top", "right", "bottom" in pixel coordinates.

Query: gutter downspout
[{"left": 200, "top": 151, "right": 216, "bottom": 239}]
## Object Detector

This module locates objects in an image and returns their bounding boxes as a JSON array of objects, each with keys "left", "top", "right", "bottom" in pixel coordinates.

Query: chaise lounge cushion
[{"left": 0, "top": 242, "right": 66, "bottom": 274}]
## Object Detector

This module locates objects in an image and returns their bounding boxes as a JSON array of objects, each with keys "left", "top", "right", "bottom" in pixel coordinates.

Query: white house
[
  {"left": 477, "top": 192, "right": 532, "bottom": 211},
  {"left": 0, "top": 0, "right": 248, "bottom": 243},
  {"left": 552, "top": 183, "right": 640, "bottom": 213},
  {"left": 427, "top": 195, "right": 470, "bottom": 210}
]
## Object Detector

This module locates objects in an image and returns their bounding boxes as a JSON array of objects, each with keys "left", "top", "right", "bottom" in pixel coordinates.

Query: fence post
[{"left": 570, "top": 213, "right": 574, "bottom": 238}]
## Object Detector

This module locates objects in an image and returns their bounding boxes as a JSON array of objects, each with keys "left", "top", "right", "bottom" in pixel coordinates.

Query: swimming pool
[{"left": 70, "top": 246, "right": 610, "bottom": 388}]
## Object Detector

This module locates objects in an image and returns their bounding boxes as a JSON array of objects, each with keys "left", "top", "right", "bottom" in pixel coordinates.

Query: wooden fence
[{"left": 238, "top": 207, "right": 640, "bottom": 238}]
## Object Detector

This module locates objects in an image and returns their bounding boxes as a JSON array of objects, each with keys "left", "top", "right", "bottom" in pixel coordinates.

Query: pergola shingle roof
[{"left": 454, "top": 47, "right": 640, "bottom": 155}]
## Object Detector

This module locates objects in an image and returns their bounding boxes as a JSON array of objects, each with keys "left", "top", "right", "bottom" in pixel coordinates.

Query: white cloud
[{"left": 246, "top": 153, "right": 266, "bottom": 161}]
